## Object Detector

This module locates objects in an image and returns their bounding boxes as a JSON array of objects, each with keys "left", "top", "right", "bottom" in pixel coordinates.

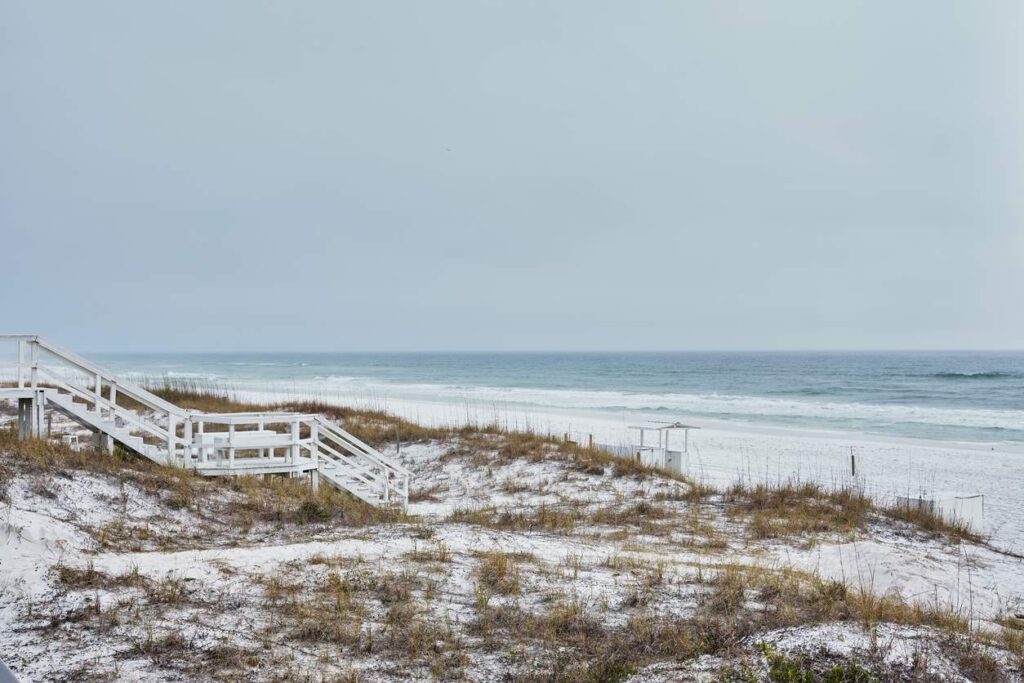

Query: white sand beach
[{"left": 225, "top": 386, "right": 1024, "bottom": 554}]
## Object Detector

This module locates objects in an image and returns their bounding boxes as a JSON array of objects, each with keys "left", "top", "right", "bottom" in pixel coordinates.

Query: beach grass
[{"left": 143, "top": 381, "right": 988, "bottom": 544}]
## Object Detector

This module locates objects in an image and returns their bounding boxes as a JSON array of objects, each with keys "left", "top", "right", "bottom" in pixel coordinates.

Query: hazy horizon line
[{"left": 86, "top": 347, "right": 1024, "bottom": 355}]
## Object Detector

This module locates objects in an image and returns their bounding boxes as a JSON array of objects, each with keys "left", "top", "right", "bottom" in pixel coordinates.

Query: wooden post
[
  {"left": 310, "top": 422, "right": 320, "bottom": 493},
  {"left": 311, "top": 422, "right": 320, "bottom": 468},
  {"left": 30, "top": 341, "right": 38, "bottom": 389},
  {"left": 183, "top": 417, "right": 193, "bottom": 462},
  {"left": 34, "top": 389, "right": 45, "bottom": 438},
  {"left": 17, "top": 398, "right": 31, "bottom": 439},
  {"left": 198, "top": 420, "right": 207, "bottom": 463},
  {"left": 588, "top": 434, "right": 593, "bottom": 449},
  {"left": 228, "top": 422, "right": 236, "bottom": 467},
  {"left": 850, "top": 446, "right": 856, "bottom": 477},
  {"left": 290, "top": 420, "right": 300, "bottom": 464},
  {"left": 167, "top": 413, "right": 177, "bottom": 464},
  {"left": 17, "top": 340, "right": 25, "bottom": 388},
  {"left": 395, "top": 424, "right": 400, "bottom": 455},
  {"left": 94, "top": 374, "right": 102, "bottom": 416}
]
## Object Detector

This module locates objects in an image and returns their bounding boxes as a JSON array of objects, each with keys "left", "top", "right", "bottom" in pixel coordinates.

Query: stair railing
[
  {"left": 2, "top": 335, "right": 411, "bottom": 508},
  {"left": 315, "top": 417, "right": 411, "bottom": 509},
  {"left": 2, "top": 335, "right": 187, "bottom": 457},
  {"left": 35, "top": 366, "right": 175, "bottom": 448},
  {"left": 186, "top": 412, "right": 319, "bottom": 467}
]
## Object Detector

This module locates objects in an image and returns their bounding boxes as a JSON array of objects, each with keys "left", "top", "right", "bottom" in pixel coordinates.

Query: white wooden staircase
[{"left": 1, "top": 335, "right": 411, "bottom": 511}]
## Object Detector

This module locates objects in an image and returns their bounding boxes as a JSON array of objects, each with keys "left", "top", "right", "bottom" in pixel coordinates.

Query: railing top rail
[
  {"left": 0, "top": 334, "right": 42, "bottom": 342},
  {"left": 316, "top": 416, "right": 413, "bottom": 476},
  {"left": 39, "top": 385, "right": 174, "bottom": 443},
  {"left": 202, "top": 434, "right": 313, "bottom": 446},
  {"left": 194, "top": 412, "right": 320, "bottom": 424},
  {"left": 32, "top": 364, "right": 151, "bottom": 409},
  {"left": 32, "top": 337, "right": 185, "bottom": 416}
]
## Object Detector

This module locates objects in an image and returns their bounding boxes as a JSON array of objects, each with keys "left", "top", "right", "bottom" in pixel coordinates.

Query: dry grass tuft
[
  {"left": 449, "top": 502, "right": 583, "bottom": 534},
  {"left": 884, "top": 500, "right": 984, "bottom": 544},
  {"left": 0, "top": 425, "right": 396, "bottom": 552},
  {"left": 475, "top": 551, "right": 523, "bottom": 595},
  {"left": 720, "top": 478, "right": 984, "bottom": 545},
  {"left": 468, "top": 559, "right": 991, "bottom": 680},
  {"left": 724, "top": 480, "right": 874, "bottom": 540}
]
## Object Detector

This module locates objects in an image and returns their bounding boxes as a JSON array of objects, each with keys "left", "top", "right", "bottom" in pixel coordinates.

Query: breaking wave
[
  {"left": 249, "top": 375, "right": 1024, "bottom": 435},
  {"left": 927, "top": 371, "right": 1020, "bottom": 380}
]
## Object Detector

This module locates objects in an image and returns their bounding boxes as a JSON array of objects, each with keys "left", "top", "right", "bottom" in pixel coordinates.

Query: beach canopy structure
[
  {"left": 627, "top": 421, "right": 699, "bottom": 475},
  {"left": 0, "top": 335, "right": 411, "bottom": 510}
]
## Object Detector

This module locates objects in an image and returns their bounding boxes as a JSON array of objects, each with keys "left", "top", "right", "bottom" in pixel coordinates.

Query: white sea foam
[
  {"left": 3, "top": 361, "right": 1021, "bottom": 435},
  {"left": 238, "top": 375, "right": 1024, "bottom": 434}
]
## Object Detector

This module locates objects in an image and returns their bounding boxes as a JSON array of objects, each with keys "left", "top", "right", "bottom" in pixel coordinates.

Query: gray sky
[{"left": 2, "top": 1, "right": 1021, "bottom": 352}]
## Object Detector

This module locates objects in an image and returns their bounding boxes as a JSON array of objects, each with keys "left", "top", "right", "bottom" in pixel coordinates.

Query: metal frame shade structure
[{"left": 627, "top": 421, "right": 700, "bottom": 475}]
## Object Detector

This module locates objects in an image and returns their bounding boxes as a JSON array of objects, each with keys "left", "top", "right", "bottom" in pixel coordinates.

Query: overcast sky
[{"left": 2, "top": 2, "right": 1021, "bottom": 352}]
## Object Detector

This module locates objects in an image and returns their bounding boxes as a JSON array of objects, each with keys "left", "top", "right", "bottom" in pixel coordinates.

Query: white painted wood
[
  {"left": 17, "top": 340, "right": 25, "bottom": 388},
  {"left": 30, "top": 341, "right": 38, "bottom": 389},
  {"left": 34, "top": 389, "right": 45, "bottom": 438},
  {"left": 183, "top": 418, "right": 193, "bottom": 461},
  {"left": 168, "top": 414, "right": 178, "bottom": 464},
  {"left": 290, "top": 421, "right": 300, "bottom": 464},
  {"left": 0, "top": 335, "right": 411, "bottom": 510}
]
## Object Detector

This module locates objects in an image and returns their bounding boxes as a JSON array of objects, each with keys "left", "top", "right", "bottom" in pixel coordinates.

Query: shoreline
[
  {"left": 3, "top": 363, "right": 1021, "bottom": 549},
  {"left": 219, "top": 385, "right": 1024, "bottom": 552},
  {"left": 222, "top": 383, "right": 1024, "bottom": 455}
]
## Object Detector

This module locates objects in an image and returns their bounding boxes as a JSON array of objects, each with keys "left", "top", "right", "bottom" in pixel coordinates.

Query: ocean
[{"left": 91, "top": 351, "right": 1024, "bottom": 445}]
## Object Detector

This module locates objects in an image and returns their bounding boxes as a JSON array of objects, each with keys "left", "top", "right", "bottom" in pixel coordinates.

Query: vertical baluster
[
  {"left": 95, "top": 374, "right": 103, "bottom": 418},
  {"left": 183, "top": 416, "right": 193, "bottom": 464},
  {"left": 17, "top": 340, "right": 25, "bottom": 389},
  {"left": 309, "top": 421, "right": 320, "bottom": 492},
  {"left": 167, "top": 413, "right": 177, "bottom": 464},
  {"left": 30, "top": 341, "right": 38, "bottom": 390},
  {"left": 228, "top": 422, "right": 236, "bottom": 467},
  {"left": 290, "top": 420, "right": 300, "bottom": 464},
  {"left": 34, "top": 388, "right": 45, "bottom": 438},
  {"left": 198, "top": 420, "right": 207, "bottom": 464}
]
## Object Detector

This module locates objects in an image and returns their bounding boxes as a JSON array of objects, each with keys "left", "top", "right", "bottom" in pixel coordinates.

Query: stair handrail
[
  {"left": 315, "top": 416, "right": 413, "bottom": 477},
  {"left": 194, "top": 412, "right": 320, "bottom": 425},
  {"left": 316, "top": 447, "right": 383, "bottom": 490},
  {"left": 315, "top": 438, "right": 386, "bottom": 483},
  {"left": 36, "top": 370, "right": 174, "bottom": 445},
  {"left": 4, "top": 335, "right": 412, "bottom": 508},
  {"left": 316, "top": 428, "right": 409, "bottom": 485},
  {"left": 32, "top": 337, "right": 186, "bottom": 418}
]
